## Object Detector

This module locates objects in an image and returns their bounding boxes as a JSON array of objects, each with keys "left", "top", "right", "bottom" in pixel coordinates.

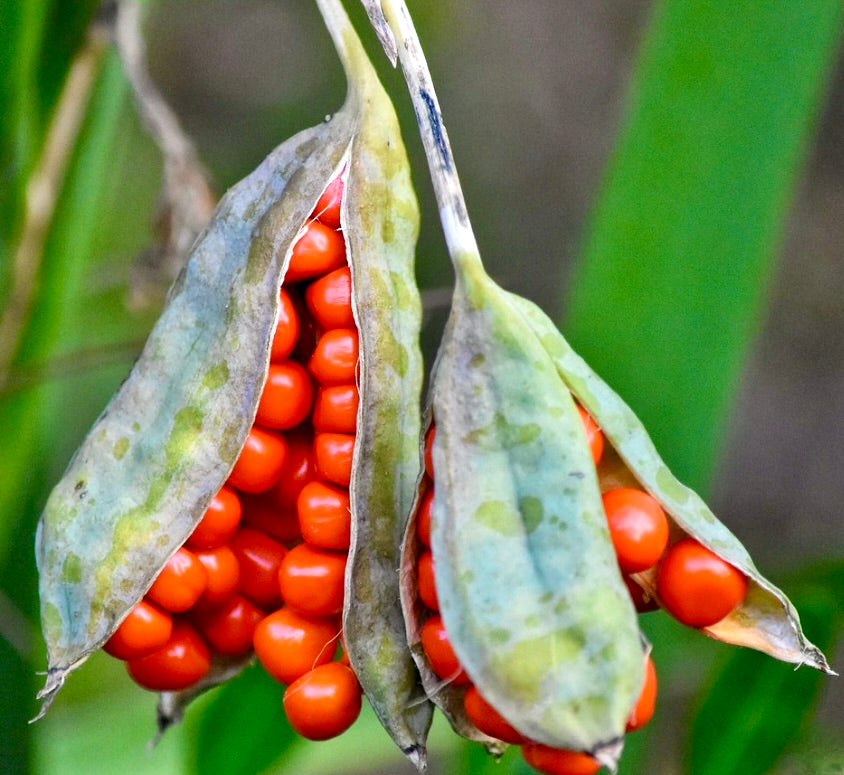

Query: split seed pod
[
  {"left": 402, "top": 281, "right": 832, "bottom": 765},
  {"left": 35, "top": 0, "right": 432, "bottom": 762},
  {"left": 402, "top": 272, "right": 645, "bottom": 766},
  {"left": 363, "top": 0, "right": 831, "bottom": 769},
  {"left": 509, "top": 294, "right": 832, "bottom": 671}
]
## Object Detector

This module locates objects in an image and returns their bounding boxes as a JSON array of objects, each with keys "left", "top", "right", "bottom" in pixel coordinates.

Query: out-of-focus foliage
[
  {"left": 564, "top": 0, "right": 844, "bottom": 493},
  {"left": 1, "top": 1, "right": 842, "bottom": 774}
]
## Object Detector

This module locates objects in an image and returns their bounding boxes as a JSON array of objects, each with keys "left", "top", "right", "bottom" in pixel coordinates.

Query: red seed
[
  {"left": 253, "top": 607, "right": 339, "bottom": 685},
  {"left": 126, "top": 621, "right": 211, "bottom": 692},
  {"left": 193, "top": 594, "right": 265, "bottom": 657},
  {"left": 285, "top": 220, "right": 346, "bottom": 283},
  {"left": 229, "top": 528, "right": 288, "bottom": 609},
  {"left": 417, "top": 551, "right": 439, "bottom": 611},
  {"left": 311, "top": 176, "right": 344, "bottom": 229},
  {"left": 305, "top": 266, "right": 354, "bottom": 329},
  {"left": 146, "top": 547, "right": 208, "bottom": 613},
  {"left": 271, "top": 288, "right": 300, "bottom": 362},
  {"left": 417, "top": 487, "right": 433, "bottom": 548},
  {"left": 313, "top": 433, "right": 355, "bottom": 487},
  {"left": 103, "top": 600, "right": 172, "bottom": 661},
  {"left": 419, "top": 615, "right": 470, "bottom": 685},
  {"left": 255, "top": 361, "right": 315, "bottom": 430},
  {"left": 308, "top": 329, "right": 359, "bottom": 386},
  {"left": 283, "top": 662, "right": 362, "bottom": 741},
  {"left": 297, "top": 480, "right": 352, "bottom": 551},
  {"left": 312, "top": 384, "right": 359, "bottom": 434},
  {"left": 186, "top": 486, "right": 242, "bottom": 550},
  {"left": 228, "top": 427, "right": 288, "bottom": 494},
  {"left": 194, "top": 545, "right": 241, "bottom": 605},
  {"left": 277, "top": 544, "right": 347, "bottom": 617},
  {"left": 626, "top": 655, "right": 657, "bottom": 732},
  {"left": 463, "top": 685, "right": 525, "bottom": 744}
]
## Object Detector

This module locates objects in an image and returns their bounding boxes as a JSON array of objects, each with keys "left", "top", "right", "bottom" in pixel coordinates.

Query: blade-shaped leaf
[
  {"left": 0, "top": 48, "right": 130, "bottom": 771},
  {"left": 191, "top": 664, "right": 301, "bottom": 775},
  {"left": 564, "top": 0, "right": 844, "bottom": 492},
  {"left": 686, "top": 585, "right": 839, "bottom": 775}
]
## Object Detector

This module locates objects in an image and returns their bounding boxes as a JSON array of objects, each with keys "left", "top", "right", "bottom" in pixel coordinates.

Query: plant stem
[{"left": 364, "top": 0, "right": 487, "bottom": 283}]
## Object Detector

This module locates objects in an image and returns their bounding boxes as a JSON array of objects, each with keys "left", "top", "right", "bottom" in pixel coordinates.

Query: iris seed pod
[
  {"left": 364, "top": 0, "right": 831, "bottom": 770},
  {"left": 402, "top": 273, "right": 644, "bottom": 767},
  {"left": 35, "top": 0, "right": 431, "bottom": 763},
  {"left": 509, "top": 293, "right": 832, "bottom": 671}
]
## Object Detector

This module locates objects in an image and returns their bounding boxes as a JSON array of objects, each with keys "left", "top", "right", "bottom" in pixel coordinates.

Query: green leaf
[
  {"left": 685, "top": 585, "right": 839, "bottom": 775},
  {"left": 0, "top": 0, "right": 99, "bottom": 292},
  {"left": 0, "top": 48, "right": 130, "bottom": 562},
  {"left": 191, "top": 664, "right": 300, "bottom": 775},
  {"left": 0, "top": 48, "right": 129, "bottom": 775},
  {"left": 564, "top": 0, "right": 844, "bottom": 492}
]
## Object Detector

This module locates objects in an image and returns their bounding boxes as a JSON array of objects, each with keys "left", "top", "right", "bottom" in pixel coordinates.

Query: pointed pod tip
[
  {"left": 591, "top": 737, "right": 624, "bottom": 773},
  {"left": 805, "top": 646, "right": 836, "bottom": 675},
  {"left": 31, "top": 667, "right": 67, "bottom": 723},
  {"left": 402, "top": 744, "right": 428, "bottom": 772},
  {"left": 155, "top": 691, "right": 183, "bottom": 740}
]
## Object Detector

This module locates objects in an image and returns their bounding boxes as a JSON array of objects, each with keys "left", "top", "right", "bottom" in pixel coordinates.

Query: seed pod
[
  {"left": 401, "top": 275, "right": 644, "bottom": 767},
  {"left": 367, "top": 1, "right": 832, "bottom": 770},
  {"left": 35, "top": 0, "right": 432, "bottom": 762},
  {"left": 403, "top": 275, "right": 831, "bottom": 773},
  {"left": 508, "top": 293, "right": 832, "bottom": 672}
]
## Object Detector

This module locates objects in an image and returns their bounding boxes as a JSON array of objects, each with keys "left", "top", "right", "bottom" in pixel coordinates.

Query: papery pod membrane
[
  {"left": 399, "top": 411, "right": 504, "bottom": 755},
  {"left": 507, "top": 293, "right": 832, "bottom": 674},
  {"left": 410, "top": 267, "right": 645, "bottom": 761},
  {"left": 36, "top": 0, "right": 432, "bottom": 757}
]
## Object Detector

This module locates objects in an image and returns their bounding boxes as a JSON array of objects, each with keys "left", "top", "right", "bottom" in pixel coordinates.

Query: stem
[
  {"left": 115, "top": 0, "right": 215, "bottom": 304},
  {"left": 316, "top": 0, "right": 378, "bottom": 109},
  {"left": 364, "top": 0, "right": 486, "bottom": 281}
]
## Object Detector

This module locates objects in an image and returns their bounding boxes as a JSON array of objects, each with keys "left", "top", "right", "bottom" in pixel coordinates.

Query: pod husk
[
  {"left": 35, "top": 122, "right": 347, "bottom": 715},
  {"left": 402, "top": 272, "right": 644, "bottom": 768},
  {"left": 36, "top": 0, "right": 433, "bottom": 758},
  {"left": 508, "top": 292, "right": 832, "bottom": 673},
  {"left": 399, "top": 412, "right": 505, "bottom": 755}
]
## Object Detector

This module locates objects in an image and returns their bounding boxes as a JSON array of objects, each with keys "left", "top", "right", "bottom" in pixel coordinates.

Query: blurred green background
[{"left": 1, "top": 1, "right": 843, "bottom": 774}]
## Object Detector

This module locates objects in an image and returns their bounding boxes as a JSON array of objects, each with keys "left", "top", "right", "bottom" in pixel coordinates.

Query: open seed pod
[
  {"left": 401, "top": 272, "right": 645, "bottom": 770},
  {"left": 35, "top": 0, "right": 431, "bottom": 763},
  {"left": 365, "top": 1, "right": 832, "bottom": 772},
  {"left": 508, "top": 293, "right": 832, "bottom": 671}
]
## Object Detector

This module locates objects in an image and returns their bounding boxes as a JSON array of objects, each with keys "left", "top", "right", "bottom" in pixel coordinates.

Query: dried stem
[
  {"left": 362, "top": 0, "right": 485, "bottom": 281},
  {"left": 115, "top": 0, "right": 216, "bottom": 305}
]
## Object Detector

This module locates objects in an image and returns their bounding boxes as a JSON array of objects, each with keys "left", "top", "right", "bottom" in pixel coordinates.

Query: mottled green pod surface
[
  {"left": 323, "top": 0, "right": 432, "bottom": 765},
  {"left": 400, "top": 411, "right": 504, "bottom": 755},
  {"left": 410, "top": 269, "right": 645, "bottom": 762},
  {"left": 509, "top": 293, "right": 831, "bottom": 673},
  {"left": 36, "top": 0, "right": 432, "bottom": 758},
  {"left": 36, "top": 121, "right": 345, "bottom": 712}
]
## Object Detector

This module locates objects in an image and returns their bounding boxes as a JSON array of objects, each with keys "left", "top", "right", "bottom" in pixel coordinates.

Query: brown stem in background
[{"left": 115, "top": 0, "right": 216, "bottom": 307}]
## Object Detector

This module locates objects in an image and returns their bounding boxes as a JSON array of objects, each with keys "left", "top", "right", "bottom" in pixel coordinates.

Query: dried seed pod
[
  {"left": 36, "top": 0, "right": 431, "bottom": 763},
  {"left": 401, "top": 276, "right": 644, "bottom": 767},
  {"left": 366, "top": 0, "right": 832, "bottom": 770},
  {"left": 508, "top": 293, "right": 832, "bottom": 671}
]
